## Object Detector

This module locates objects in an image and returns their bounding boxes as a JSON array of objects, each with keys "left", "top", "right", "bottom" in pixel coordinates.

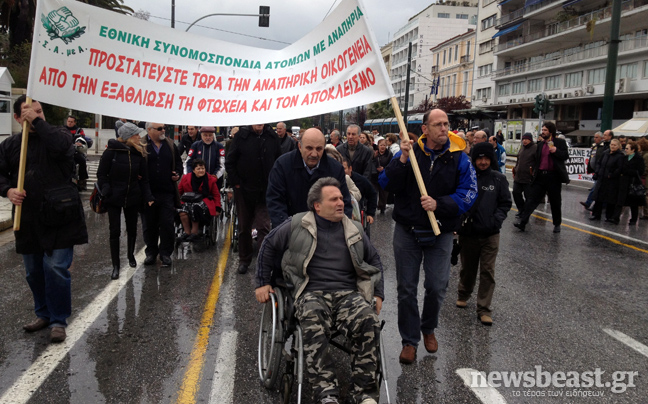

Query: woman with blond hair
[{"left": 97, "top": 122, "right": 154, "bottom": 280}]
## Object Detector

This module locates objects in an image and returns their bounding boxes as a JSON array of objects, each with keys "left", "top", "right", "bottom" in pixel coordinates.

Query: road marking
[
  {"left": 208, "top": 331, "right": 239, "bottom": 404},
  {"left": 456, "top": 368, "right": 508, "bottom": 404},
  {"left": 603, "top": 329, "right": 648, "bottom": 358},
  {"left": 176, "top": 222, "right": 232, "bottom": 404},
  {"left": 0, "top": 248, "right": 147, "bottom": 404}
]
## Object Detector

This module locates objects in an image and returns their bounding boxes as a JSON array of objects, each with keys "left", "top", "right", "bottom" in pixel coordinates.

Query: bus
[{"left": 363, "top": 113, "right": 425, "bottom": 137}]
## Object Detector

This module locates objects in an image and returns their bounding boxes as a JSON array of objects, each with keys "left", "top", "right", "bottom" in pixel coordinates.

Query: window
[
  {"left": 588, "top": 67, "right": 606, "bottom": 84},
  {"left": 479, "top": 40, "right": 494, "bottom": 54},
  {"left": 545, "top": 75, "right": 561, "bottom": 90},
  {"left": 477, "top": 87, "right": 492, "bottom": 100},
  {"left": 463, "top": 72, "right": 469, "bottom": 96},
  {"left": 478, "top": 64, "right": 492, "bottom": 77},
  {"left": 449, "top": 48, "right": 453, "bottom": 63},
  {"left": 483, "top": 0, "right": 497, "bottom": 6},
  {"left": 512, "top": 81, "right": 525, "bottom": 94},
  {"left": 481, "top": 14, "right": 497, "bottom": 30},
  {"left": 456, "top": 14, "right": 469, "bottom": 19},
  {"left": 454, "top": 45, "right": 458, "bottom": 62},
  {"left": 443, "top": 50, "right": 447, "bottom": 64},
  {"left": 513, "top": 59, "right": 526, "bottom": 73},
  {"left": 528, "top": 78, "right": 542, "bottom": 93},
  {"left": 498, "top": 84, "right": 511, "bottom": 96},
  {"left": 0, "top": 100, "right": 9, "bottom": 113},
  {"left": 452, "top": 74, "right": 457, "bottom": 96},
  {"left": 466, "top": 41, "right": 471, "bottom": 58},
  {"left": 617, "top": 62, "right": 638, "bottom": 79},
  {"left": 438, "top": 13, "right": 450, "bottom": 18},
  {"left": 440, "top": 77, "right": 445, "bottom": 98},
  {"left": 644, "top": 61, "right": 648, "bottom": 78},
  {"left": 564, "top": 72, "right": 583, "bottom": 88}
]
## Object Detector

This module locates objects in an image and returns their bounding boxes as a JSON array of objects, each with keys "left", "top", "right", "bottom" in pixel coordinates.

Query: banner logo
[{"left": 42, "top": 7, "right": 86, "bottom": 45}]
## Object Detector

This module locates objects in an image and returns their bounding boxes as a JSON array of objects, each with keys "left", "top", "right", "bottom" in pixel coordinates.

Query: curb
[{"left": 0, "top": 217, "right": 13, "bottom": 232}]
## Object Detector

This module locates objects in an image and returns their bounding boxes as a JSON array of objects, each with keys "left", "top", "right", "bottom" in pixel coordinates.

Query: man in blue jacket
[
  {"left": 489, "top": 135, "right": 507, "bottom": 173},
  {"left": 379, "top": 109, "right": 477, "bottom": 364}
]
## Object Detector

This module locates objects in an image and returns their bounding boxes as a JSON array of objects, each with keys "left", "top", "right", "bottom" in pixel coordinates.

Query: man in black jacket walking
[
  {"left": 225, "top": 124, "right": 280, "bottom": 274},
  {"left": 456, "top": 142, "right": 511, "bottom": 325},
  {"left": 514, "top": 121, "right": 569, "bottom": 233},
  {"left": 512, "top": 133, "right": 536, "bottom": 214},
  {"left": 142, "top": 122, "right": 182, "bottom": 267},
  {"left": 0, "top": 96, "right": 88, "bottom": 343}
]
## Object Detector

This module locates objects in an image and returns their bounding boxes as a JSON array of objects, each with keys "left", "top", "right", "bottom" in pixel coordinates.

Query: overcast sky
[{"left": 123, "top": 0, "right": 439, "bottom": 49}]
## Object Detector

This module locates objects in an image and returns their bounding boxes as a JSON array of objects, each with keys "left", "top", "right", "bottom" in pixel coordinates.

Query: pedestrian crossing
[{"left": 79, "top": 159, "right": 99, "bottom": 197}]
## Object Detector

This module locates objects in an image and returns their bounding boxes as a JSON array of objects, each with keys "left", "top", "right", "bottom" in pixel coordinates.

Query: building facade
[{"left": 430, "top": 29, "right": 477, "bottom": 101}]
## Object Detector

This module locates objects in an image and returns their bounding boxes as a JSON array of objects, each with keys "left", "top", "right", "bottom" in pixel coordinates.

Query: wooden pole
[
  {"left": 390, "top": 97, "right": 441, "bottom": 236},
  {"left": 13, "top": 96, "right": 32, "bottom": 231}
]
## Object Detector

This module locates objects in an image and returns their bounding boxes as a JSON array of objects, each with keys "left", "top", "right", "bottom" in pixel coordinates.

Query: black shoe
[
  {"left": 589, "top": 216, "right": 601, "bottom": 221},
  {"left": 513, "top": 221, "right": 525, "bottom": 232},
  {"left": 238, "top": 263, "right": 249, "bottom": 274},
  {"left": 160, "top": 256, "right": 172, "bottom": 267},
  {"left": 629, "top": 219, "right": 637, "bottom": 225},
  {"left": 128, "top": 257, "right": 137, "bottom": 268},
  {"left": 144, "top": 255, "right": 156, "bottom": 265},
  {"left": 187, "top": 233, "right": 200, "bottom": 242},
  {"left": 579, "top": 201, "right": 591, "bottom": 210},
  {"left": 553, "top": 225, "right": 561, "bottom": 233},
  {"left": 111, "top": 266, "right": 120, "bottom": 280}
]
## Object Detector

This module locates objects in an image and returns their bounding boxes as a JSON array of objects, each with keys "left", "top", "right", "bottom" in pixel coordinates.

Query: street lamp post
[{"left": 185, "top": 8, "right": 271, "bottom": 32}]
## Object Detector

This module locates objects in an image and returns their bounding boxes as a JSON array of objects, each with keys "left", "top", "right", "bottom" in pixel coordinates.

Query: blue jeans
[
  {"left": 393, "top": 223, "right": 453, "bottom": 347},
  {"left": 22, "top": 248, "right": 74, "bottom": 327}
]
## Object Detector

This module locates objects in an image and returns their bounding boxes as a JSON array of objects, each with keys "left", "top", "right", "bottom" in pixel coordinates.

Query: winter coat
[
  {"left": 186, "top": 140, "right": 225, "bottom": 178},
  {"left": 594, "top": 149, "right": 625, "bottom": 205},
  {"left": 225, "top": 125, "right": 280, "bottom": 192},
  {"left": 620, "top": 153, "right": 646, "bottom": 207},
  {"left": 97, "top": 139, "right": 153, "bottom": 208},
  {"left": 379, "top": 132, "right": 478, "bottom": 233},
  {"left": 350, "top": 171, "right": 377, "bottom": 217},
  {"left": 144, "top": 137, "right": 182, "bottom": 196},
  {"left": 458, "top": 167, "right": 512, "bottom": 237},
  {"left": 513, "top": 142, "right": 537, "bottom": 184},
  {"left": 0, "top": 118, "right": 88, "bottom": 254},
  {"left": 179, "top": 132, "right": 200, "bottom": 156},
  {"left": 337, "top": 142, "right": 375, "bottom": 179},
  {"left": 266, "top": 149, "right": 352, "bottom": 228},
  {"left": 178, "top": 173, "right": 222, "bottom": 216},
  {"left": 373, "top": 149, "right": 393, "bottom": 182},
  {"left": 532, "top": 137, "right": 570, "bottom": 184},
  {"left": 278, "top": 135, "right": 297, "bottom": 155}
]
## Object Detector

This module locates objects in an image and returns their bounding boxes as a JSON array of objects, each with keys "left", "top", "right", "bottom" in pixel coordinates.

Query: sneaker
[
  {"left": 399, "top": 345, "right": 416, "bottom": 364},
  {"left": 50, "top": 326, "right": 66, "bottom": 343},
  {"left": 320, "top": 396, "right": 339, "bottom": 404}
]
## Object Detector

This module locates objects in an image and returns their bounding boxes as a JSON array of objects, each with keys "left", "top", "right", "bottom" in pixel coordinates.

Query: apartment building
[
  {"left": 472, "top": 0, "right": 500, "bottom": 108},
  {"left": 489, "top": 0, "right": 648, "bottom": 142},
  {"left": 390, "top": 1, "right": 478, "bottom": 110},
  {"left": 430, "top": 29, "right": 477, "bottom": 101},
  {"left": 381, "top": 43, "right": 393, "bottom": 76}
]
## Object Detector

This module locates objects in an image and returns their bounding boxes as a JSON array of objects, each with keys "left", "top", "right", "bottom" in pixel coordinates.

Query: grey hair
[
  {"left": 331, "top": 130, "right": 340, "bottom": 137},
  {"left": 145, "top": 122, "right": 155, "bottom": 130},
  {"left": 347, "top": 124, "right": 360, "bottom": 134},
  {"left": 325, "top": 145, "right": 343, "bottom": 163},
  {"left": 307, "top": 177, "right": 341, "bottom": 212}
]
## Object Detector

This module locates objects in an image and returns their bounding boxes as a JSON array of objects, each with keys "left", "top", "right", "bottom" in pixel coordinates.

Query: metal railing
[{"left": 496, "top": 0, "right": 562, "bottom": 27}]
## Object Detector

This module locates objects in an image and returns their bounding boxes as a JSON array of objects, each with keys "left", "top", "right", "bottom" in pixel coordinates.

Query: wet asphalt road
[{"left": 1, "top": 174, "right": 647, "bottom": 404}]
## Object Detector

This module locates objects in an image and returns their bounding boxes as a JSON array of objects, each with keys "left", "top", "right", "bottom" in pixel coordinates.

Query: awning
[
  {"left": 612, "top": 117, "right": 648, "bottom": 138},
  {"left": 492, "top": 23, "right": 523, "bottom": 38},
  {"left": 564, "top": 130, "right": 597, "bottom": 137}
]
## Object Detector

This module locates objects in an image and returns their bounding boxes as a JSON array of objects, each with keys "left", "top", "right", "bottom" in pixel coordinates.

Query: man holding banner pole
[
  {"left": 379, "top": 108, "right": 477, "bottom": 364},
  {"left": 0, "top": 96, "right": 88, "bottom": 343}
]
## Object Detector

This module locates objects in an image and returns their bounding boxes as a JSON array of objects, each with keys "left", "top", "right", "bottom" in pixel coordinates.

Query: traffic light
[
  {"left": 533, "top": 94, "right": 544, "bottom": 115},
  {"left": 543, "top": 99, "right": 554, "bottom": 114},
  {"left": 259, "top": 6, "right": 270, "bottom": 27}
]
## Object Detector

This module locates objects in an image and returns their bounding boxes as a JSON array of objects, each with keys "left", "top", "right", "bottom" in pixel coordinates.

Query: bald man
[
  {"left": 266, "top": 128, "right": 352, "bottom": 228},
  {"left": 473, "top": 130, "right": 488, "bottom": 143}
]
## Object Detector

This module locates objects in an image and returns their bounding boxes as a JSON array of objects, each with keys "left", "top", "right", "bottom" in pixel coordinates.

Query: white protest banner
[
  {"left": 28, "top": 0, "right": 393, "bottom": 126},
  {"left": 567, "top": 147, "right": 593, "bottom": 182}
]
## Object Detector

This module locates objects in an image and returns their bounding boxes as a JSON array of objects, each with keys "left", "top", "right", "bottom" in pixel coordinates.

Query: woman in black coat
[
  {"left": 590, "top": 139, "right": 625, "bottom": 223},
  {"left": 97, "top": 123, "right": 154, "bottom": 280},
  {"left": 373, "top": 138, "right": 393, "bottom": 213},
  {"left": 621, "top": 140, "right": 646, "bottom": 225}
]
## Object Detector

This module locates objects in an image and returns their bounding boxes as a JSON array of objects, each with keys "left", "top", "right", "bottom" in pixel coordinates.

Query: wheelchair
[
  {"left": 173, "top": 192, "right": 218, "bottom": 259},
  {"left": 258, "top": 279, "right": 391, "bottom": 404},
  {"left": 219, "top": 176, "right": 239, "bottom": 252}
]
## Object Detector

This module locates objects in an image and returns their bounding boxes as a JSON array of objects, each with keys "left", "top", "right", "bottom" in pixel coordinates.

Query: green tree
[{"left": 367, "top": 100, "right": 394, "bottom": 119}]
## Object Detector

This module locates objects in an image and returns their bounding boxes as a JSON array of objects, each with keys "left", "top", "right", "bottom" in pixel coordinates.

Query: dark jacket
[
  {"left": 144, "top": 137, "right": 182, "bottom": 195},
  {"left": 532, "top": 136, "right": 570, "bottom": 184},
  {"left": 0, "top": 118, "right": 88, "bottom": 254},
  {"left": 513, "top": 142, "right": 537, "bottom": 184},
  {"left": 374, "top": 149, "right": 393, "bottom": 181},
  {"left": 225, "top": 125, "right": 280, "bottom": 192},
  {"left": 97, "top": 139, "right": 153, "bottom": 208},
  {"left": 67, "top": 125, "right": 93, "bottom": 148},
  {"left": 266, "top": 149, "right": 352, "bottom": 228},
  {"left": 179, "top": 132, "right": 200, "bottom": 156},
  {"left": 595, "top": 149, "right": 625, "bottom": 205},
  {"left": 588, "top": 141, "right": 604, "bottom": 174},
  {"left": 379, "top": 132, "right": 478, "bottom": 233},
  {"left": 278, "top": 135, "right": 297, "bottom": 155},
  {"left": 459, "top": 167, "right": 512, "bottom": 237},
  {"left": 337, "top": 142, "right": 374, "bottom": 179},
  {"left": 620, "top": 153, "right": 646, "bottom": 207},
  {"left": 350, "top": 171, "right": 377, "bottom": 218},
  {"left": 186, "top": 140, "right": 225, "bottom": 178}
]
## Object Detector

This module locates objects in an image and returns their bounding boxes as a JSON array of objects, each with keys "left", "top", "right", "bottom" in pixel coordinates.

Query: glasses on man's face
[
  {"left": 426, "top": 122, "right": 450, "bottom": 129},
  {"left": 154, "top": 126, "right": 165, "bottom": 131}
]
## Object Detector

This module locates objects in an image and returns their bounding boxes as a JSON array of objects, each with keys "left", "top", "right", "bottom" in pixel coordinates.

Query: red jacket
[{"left": 178, "top": 173, "right": 221, "bottom": 216}]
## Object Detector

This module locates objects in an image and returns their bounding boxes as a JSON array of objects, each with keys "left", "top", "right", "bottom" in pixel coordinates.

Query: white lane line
[
  {"left": 0, "top": 248, "right": 147, "bottom": 404},
  {"left": 603, "top": 329, "right": 648, "bottom": 358},
  {"left": 208, "top": 262, "right": 238, "bottom": 404},
  {"left": 208, "top": 331, "right": 239, "bottom": 404},
  {"left": 456, "top": 368, "right": 508, "bottom": 404}
]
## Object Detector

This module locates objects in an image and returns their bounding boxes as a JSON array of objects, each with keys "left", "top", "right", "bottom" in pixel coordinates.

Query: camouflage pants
[{"left": 295, "top": 290, "right": 380, "bottom": 403}]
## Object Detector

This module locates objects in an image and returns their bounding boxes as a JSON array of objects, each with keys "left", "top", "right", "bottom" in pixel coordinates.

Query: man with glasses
[
  {"left": 379, "top": 109, "right": 477, "bottom": 364},
  {"left": 142, "top": 122, "right": 182, "bottom": 267}
]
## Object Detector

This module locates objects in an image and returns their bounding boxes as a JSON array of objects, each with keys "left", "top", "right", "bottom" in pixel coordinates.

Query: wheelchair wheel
[
  {"left": 209, "top": 215, "right": 218, "bottom": 246},
  {"left": 258, "top": 289, "right": 284, "bottom": 389}
]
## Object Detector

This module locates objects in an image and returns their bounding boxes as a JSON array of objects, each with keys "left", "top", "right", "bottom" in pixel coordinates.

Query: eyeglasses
[
  {"left": 425, "top": 122, "right": 450, "bottom": 129},
  {"left": 153, "top": 126, "right": 165, "bottom": 131}
]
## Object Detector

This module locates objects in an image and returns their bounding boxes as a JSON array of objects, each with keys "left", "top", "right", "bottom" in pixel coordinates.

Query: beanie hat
[
  {"left": 118, "top": 122, "right": 146, "bottom": 141},
  {"left": 522, "top": 133, "right": 533, "bottom": 141},
  {"left": 200, "top": 126, "right": 216, "bottom": 133},
  {"left": 471, "top": 141, "right": 495, "bottom": 163}
]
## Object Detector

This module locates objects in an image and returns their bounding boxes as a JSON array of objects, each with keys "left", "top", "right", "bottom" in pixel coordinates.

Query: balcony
[
  {"left": 431, "top": 65, "right": 439, "bottom": 73},
  {"left": 460, "top": 55, "right": 470, "bottom": 64},
  {"left": 496, "top": 0, "right": 562, "bottom": 28},
  {"left": 494, "top": 0, "right": 648, "bottom": 53},
  {"left": 493, "top": 34, "right": 648, "bottom": 79}
]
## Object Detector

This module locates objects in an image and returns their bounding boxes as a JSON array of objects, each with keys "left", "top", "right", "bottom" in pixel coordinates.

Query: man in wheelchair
[
  {"left": 177, "top": 158, "right": 221, "bottom": 241},
  {"left": 255, "top": 177, "right": 384, "bottom": 404}
]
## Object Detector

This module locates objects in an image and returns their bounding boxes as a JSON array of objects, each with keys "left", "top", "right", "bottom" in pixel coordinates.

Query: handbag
[
  {"left": 411, "top": 227, "right": 437, "bottom": 246},
  {"left": 629, "top": 175, "right": 646, "bottom": 197},
  {"left": 40, "top": 183, "right": 82, "bottom": 226},
  {"left": 90, "top": 183, "right": 108, "bottom": 214}
]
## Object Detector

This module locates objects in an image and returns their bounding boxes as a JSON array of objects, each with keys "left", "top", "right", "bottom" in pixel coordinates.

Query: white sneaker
[{"left": 359, "top": 398, "right": 378, "bottom": 404}]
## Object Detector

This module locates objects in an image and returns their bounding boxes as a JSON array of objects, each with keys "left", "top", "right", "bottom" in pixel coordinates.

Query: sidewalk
[{"left": 0, "top": 198, "right": 13, "bottom": 232}]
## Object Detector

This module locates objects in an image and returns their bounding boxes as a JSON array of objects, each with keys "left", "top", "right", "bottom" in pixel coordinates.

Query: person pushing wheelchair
[{"left": 255, "top": 177, "right": 384, "bottom": 404}]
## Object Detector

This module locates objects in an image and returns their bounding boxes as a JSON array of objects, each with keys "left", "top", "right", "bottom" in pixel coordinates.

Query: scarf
[{"left": 191, "top": 172, "right": 210, "bottom": 199}]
